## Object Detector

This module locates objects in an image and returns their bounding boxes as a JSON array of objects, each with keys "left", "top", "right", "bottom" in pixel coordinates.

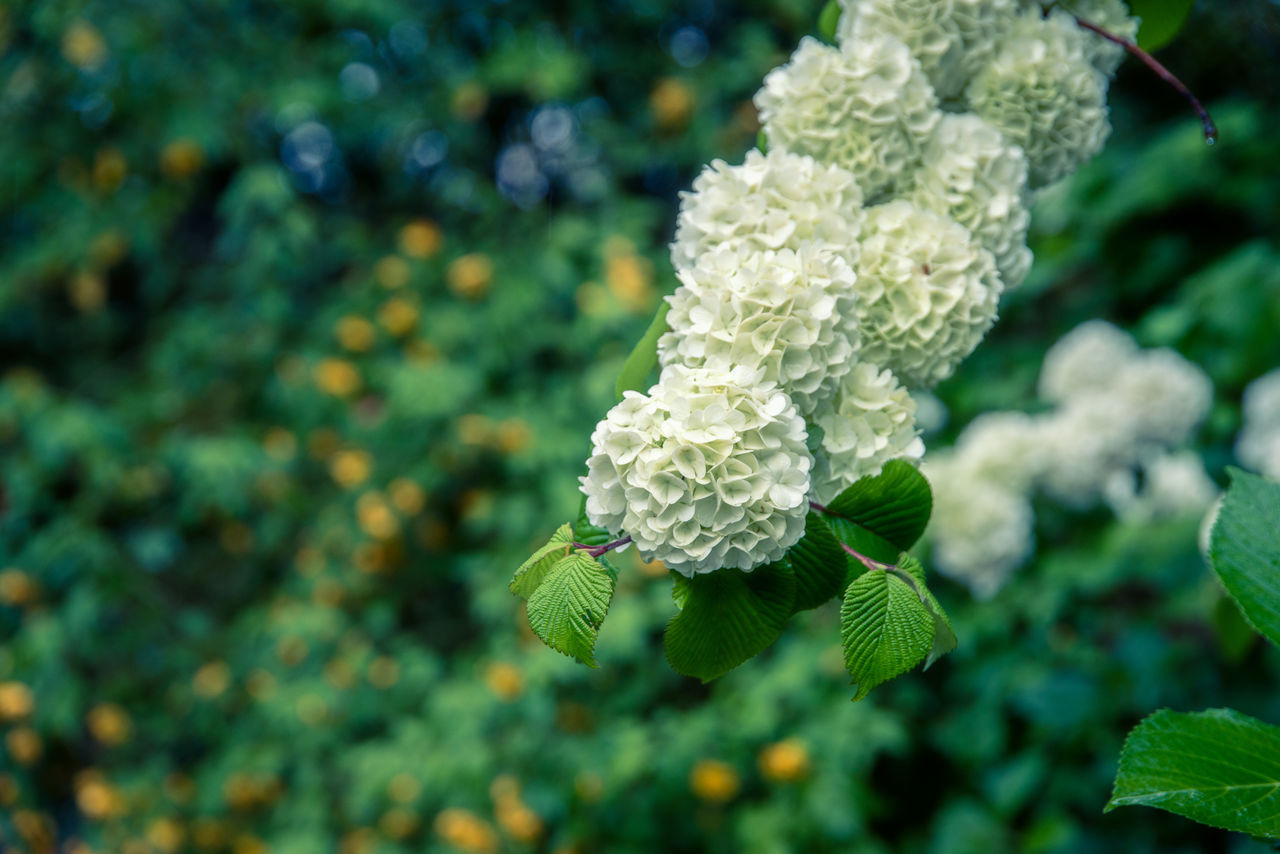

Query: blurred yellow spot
[
  {"left": 495, "top": 419, "right": 532, "bottom": 454},
  {"left": 296, "top": 693, "right": 328, "bottom": 726},
  {"left": 353, "top": 542, "right": 389, "bottom": 574},
  {"left": 62, "top": 20, "right": 108, "bottom": 70},
  {"left": 758, "top": 738, "right": 811, "bottom": 783},
  {"left": 324, "top": 658, "right": 356, "bottom": 691},
  {"left": 379, "top": 807, "right": 420, "bottom": 840},
  {"left": 368, "top": 655, "right": 400, "bottom": 688},
  {"left": 451, "top": 82, "right": 489, "bottom": 122},
  {"left": 357, "top": 492, "right": 399, "bottom": 540},
  {"left": 6, "top": 726, "right": 42, "bottom": 764},
  {"left": 605, "top": 252, "right": 654, "bottom": 312},
  {"left": 457, "top": 414, "right": 494, "bottom": 445},
  {"left": 262, "top": 427, "right": 297, "bottom": 461},
  {"left": 313, "top": 358, "right": 362, "bottom": 396},
  {"left": 312, "top": 578, "right": 345, "bottom": 607},
  {"left": 330, "top": 449, "right": 373, "bottom": 488},
  {"left": 689, "top": 759, "right": 739, "bottom": 803},
  {"left": 459, "top": 489, "right": 495, "bottom": 524},
  {"left": 335, "top": 315, "right": 376, "bottom": 352},
  {"left": 405, "top": 337, "right": 440, "bottom": 364},
  {"left": 75, "top": 776, "right": 123, "bottom": 818},
  {"left": 193, "top": 661, "right": 231, "bottom": 699},
  {"left": 0, "top": 680, "right": 33, "bottom": 719},
  {"left": 276, "top": 635, "right": 308, "bottom": 667},
  {"left": 0, "top": 772, "right": 18, "bottom": 806},
  {"left": 484, "top": 661, "right": 524, "bottom": 701},
  {"left": 634, "top": 551, "right": 668, "bottom": 578},
  {"left": 651, "top": 77, "right": 694, "bottom": 129},
  {"left": 246, "top": 669, "right": 277, "bottom": 701},
  {"left": 146, "top": 817, "right": 186, "bottom": 853},
  {"left": 69, "top": 271, "right": 107, "bottom": 312},
  {"left": 306, "top": 428, "right": 341, "bottom": 459},
  {"left": 232, "top": 835, "right": 268, "bottom": 854},
  {"left": 374, "top": 255, "right": 411, "bottom": 289},
  {"left": 434, "top": 807, "right": 498, "bottom": 854},
  {"left": 400, "top": 219, "right": 443, "bottom": 258},
  {"left": 340, "top": 828, "right": 376, "bottom": 854},
  {"left": 574, "top": 771, "right": 604, "bottom": 802},
  {"left": 0, "top": 569, "right": 39, "bottom": 606},
  {"left": 219, "top": 521, "right": 254, "bottom": 555},
  {"left": 496, "top": 801, "right": 543, "bottom": 843},
  {"left": 191, "top": 818, "right": 228, "bottom": 850},
  {"left": 14, "top": 809, "right": 55, "bottom": 850},
  {"left": 377, "top": 298, "right": 419, "bottom": 337},
  {"left": 489, "top": 774, "right": 520, "bottom": 804},
  {"left": 388, "top": 478, "right": 426, "bottom": 515},
  {"left": 388, "top": 772, "right": 422, "bottom": 804},
  {"left": 93, "top": 148, "right": 127, "bottom": 193},
  {"left": 88, "top": 228, "right": 129, "bottom": 267},
  {"left": 447, "top": 253, "right": 493, "bottom": 300},
  {"left": 86, "top": 703, "right": 132, "bottom": 747},
  {"left": 160, "top": 139, "right": 204, "bottom": 179}
]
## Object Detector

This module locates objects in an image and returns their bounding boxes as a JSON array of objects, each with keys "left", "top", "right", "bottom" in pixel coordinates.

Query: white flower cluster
[
  {"left": 581, "top": 1, "right": 1135, "bottom": 575},
  {"left": 1235, "top": 368, "right": 1280, "bottom": 480},
  {"left": 925, "top": 320, "right": 1215, "bottom": 597}
]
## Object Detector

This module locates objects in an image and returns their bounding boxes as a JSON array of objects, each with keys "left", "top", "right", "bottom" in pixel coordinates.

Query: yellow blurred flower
[
  {"left": 231, "top": 834, "right": 268, "bottom": 854},
  {"left": 324, "top": 658, "right": 356, "bottom": 691},
  {"left": 374, "top": 255, "right": 411, "bottom": 289},
  {"left": 13, "top": 809, "right": 55, "bottom": 851},
  {"left": 357, "top": 492, "right": 399, "bottom": 539},
  {"left": 93, "top": 148, "right": 127, "bottom": 193},
  {"left": 651, "top": 77, "right": 694, "bottom": 129},
  {"left": 689, "top": 759, "right": 739, "bottom": 803},
  {"left": 261, "top": 427, "right": 297, "bottom": 462},
  {"left": 313, "top": 358, "right": 362, "bottom": 396},
  {"left": 388, "top": 478, "right": 426, "bottom": 515},
  {"left": 5, "top": 726, "right": 41, "bottom": 764},
  {"left": 496, "top": 801, "right": 543, "bottom": 843},
  {"left": 387, "top": 772, "right": 422, "bottom": 804},
  {"left": 339, "top": 828, "right": 376, "bottom": 854},
  {"left": 0, "top": 569, "right": 40, "bottom": 606},
  {"left": 495, "top": 419, "right": 532, "bottom": 454},
  {"left": 400, "top": 220, "right": 443, "bottom": 258},
  {"left": 335, "top": 315, "right": 376, "bottom": 352},
  {"left": 191, "top": 818, "right": 228, "bottom": 850},
  {"left": 192, "top": 661, "right": 231, "bottom": 699},
  {"left": 0, "top": 773, "right": 18, "bottom": 806},
  {"left": 75, "top": 773, "right": 124, "bottom": 819},
  {"left": 330, "top": 449, "right": 373, "bottom": 488},
  {"left": 434, "top": 807, "right": 498, "bottom": 853},
  {"left": 86, "top": 703, "right": 132, "bottom": 747},
  {"left": 447, "top": 253, "right": 493, "bottom": 300},
  {"left": 146, "top": 817, "right": 186, "bottom": 853},
  {"left": 484, "top": 661, "right": 524, "bottom": 701},
  {"left": 368, "top": 655, "right": 400, "bottom": 689},
  {"left": 160, "top": 139, "right": 204, "bottom": 179},
  {"left": 68, "top": 271, "right": 107, "bottom": 312},
  {"left": 0, "top": 681, "right": 33, "bottom": 720},
  {"left": 379, "top": 807, "right": 420, "bottom": 840},
  {"left": 246, "top": 669, "right": 277, "bottom": 701},
  {"left": 457, "top": 413, "right": 494, "bottom": 445},
  {"left": 62, "top": 20, "right": 108, "bottom": 70},
  {"left": 377, "top": 298, "right": 419, "bottom": 337},
  {"left": 758, "top": 738, "right": 811, "bottom": 783},
  {"left": 605, "top": 252, "right": 654, "bottom": 312},
  {"left": 451, "top": 82, "right": 489, "bottom": 122}
]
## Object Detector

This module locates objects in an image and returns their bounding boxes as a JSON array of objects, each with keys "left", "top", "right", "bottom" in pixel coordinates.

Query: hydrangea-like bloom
[
  {"left": 1111, "top": 349, "right": 1213, "bottom": 447},
  {"left": 951, "top": 410, "right": 1047, "bottom": 491},
  {"left": 1052, "top": 0, "right": 1138, "bottom": 77},
  {"left": 808, "top": 363, "right": 925, "bottom": 503},
  {"left": 580, "top": 365, "right": 811, "bottom": 576},
  {"left": 1237, "top": 368, "right": 1280, "bottom": 479},
  {"left": 1104, "top": 450, "right": 1219, "bottom": 523},
  {"left": 852, "top": 200, "right": 1001, "bottom": 388},
  {"left": 658, "top": 244, "right": 860, "bottom": 416},
  {"left": 908, "top": 113, "right": 1033, "bottom": 288},
  {"left": 966, "top": 10, "right": 1110, "bottom": 188},
  {"left": 755, "top": 35, "right": 940, "bottom": 199},
  {"left": 1036, "top": 394, "right": 1141, "bottom": 508},
  {"left": 1038, "top": 319, "right": 1137, "bottom": 404},
  {"left": 670, "top": 148, "right": 865, "bottom": 272}
]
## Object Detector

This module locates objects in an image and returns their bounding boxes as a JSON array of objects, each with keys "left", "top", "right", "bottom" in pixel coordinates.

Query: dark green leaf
[
  {"left": 788, "top": 513, "right": 848, "bottom": 611},
  {"left": 664, "top": 561, "right": 795, "bottom": 682},
  {"left": 840, "top": 568, "right": 934, "bottom": 701},
  {"left": 824, "top": 460, "right": 932, "bottom": 551},
  {"left": 895, "top": 555, "right": 957, "bottom": 669},
  {"left": 1107, "top": 708, "right": 1280, "bottom": 837},
  {"left": 825, "top": 515, "right": 899, "bottom": 566},
  {"left": 1128, "top": 0, "right": 1195, "bottom": 52},
  {"left": 1209, "top": 468, "right": 1280, "bottom": 648},
  {"left": 509, "top": 522, "right": 574, "bottom": 598},
  {"left": 526, "top": 552, "right": 616, "bottom": 667},
  {"left": 573, "top": 493, "right": 613, "bottom": 547},
  {"left": 614, "top": 300, "right": 671, "bottom": 399},
  {"left": 817, "top": 0, "right": 841, "bottom": 43}
]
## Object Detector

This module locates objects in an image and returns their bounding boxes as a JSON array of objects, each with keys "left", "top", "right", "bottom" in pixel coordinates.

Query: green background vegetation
[{"left": 1, "top": 1, "right": 1279, "bottom": 852}]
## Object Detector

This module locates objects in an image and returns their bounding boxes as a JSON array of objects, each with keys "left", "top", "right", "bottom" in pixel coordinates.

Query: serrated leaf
[
  {"left": 840, "top": 568, "right": 934, "bottom": 701},
  {"left": 614, "top": 300, "right": 671, "bottom": 400},
  {"left": 895, "top": 555, "right": 956, "bottom": 669},
  {"left": 817, "top": 0, "right": 840, "bottom": 43},
  {"left": 526, "top": 552, "right": 616, "bottom": 668},
  {"left": 573, "top": 493, "right": 612, "bottom": 547},
  {"left": 788, "top": 513, "right": 847, "bottom": 612},
  {"left": 1107, "top": 708, "right": 1280, "bottom": 837},
  {"left": 1209, "top": 468, "right": 1280, "bottom": 648},
  {"left": 509, "top": 523, "right": 574, "bottom": 598},
  {"left": 824, "top": 460, "right": 932, "bottom": 551},
  {"left": 664, "top": 561, "right": 795, "bottom": 682},
  {"left": 825, "top": 515, "right": 899, "bottom": 566},
  {"left": 1128, "top": 0, "right": 1195, "bottom": 52}
]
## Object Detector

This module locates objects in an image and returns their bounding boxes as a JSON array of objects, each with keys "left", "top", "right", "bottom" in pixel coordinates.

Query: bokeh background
[{"left": 3, "top": 2, "right": 1280, "bottom": 852}]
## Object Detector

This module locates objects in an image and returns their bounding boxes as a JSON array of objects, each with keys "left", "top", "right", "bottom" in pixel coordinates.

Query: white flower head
[
  {"left": 1037, "top": 393, "right": 1142, "bottom": 508},
  {"left": 1111, "top": 348, "right": 1213, "bottom": 447},
  {"left": 671, "top": 148, "right": 865, "bottom": 272},
  {"left": 1104, "top": 450, "right": 1219, "bottom": 524},
  {"left": 967, "top": 9, "right": 1110, "bottom": 188},
  {"left": 1038, "top": 319, "right": 1138, "bottom": 405},
  {"left": 808, "top": 363, "right": 925, "bottom": 503},
  {"left": 1050, "top": 0, "right": 1139, "bottom": 76},
  {"left": 755, "top": 35, "right": 940, "bottom": 199},
  {"left": 853, "top": 200, "right": 1002, "bottom": 388},
  {"left": 658, "top": 244, "right": 860, "bottom": 416},
  {"left": 1236, "top": 368, "right": 1280, "bottom": 480},
  {"left": 907, "top": 113, "right": 1033, "bottom": 287},
  {"left": 951, "top": 410, "right": 1048, "bottom": 492},
  {"left": 580, "top": 364, "right": 811, "bottom": 576}
]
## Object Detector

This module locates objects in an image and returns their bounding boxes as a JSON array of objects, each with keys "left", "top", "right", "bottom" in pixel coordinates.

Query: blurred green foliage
[{"left": 1, "top": 2, "right": 1279, "bottom": 853}]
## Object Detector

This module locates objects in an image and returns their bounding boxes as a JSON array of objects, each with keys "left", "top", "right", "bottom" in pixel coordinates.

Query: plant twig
[{"left": 574, "top": 535, "right": 632, "bottom": 558}]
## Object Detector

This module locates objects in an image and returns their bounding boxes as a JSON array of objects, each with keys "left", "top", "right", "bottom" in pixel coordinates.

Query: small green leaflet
[
  {"left": 614, "top": 300, "right": 671, "bottom": 400},
  {"left": 825, "top": 460, "right": 932, "bottom": 552},
  {"left": 756, "top": 129, "right": 768, "bottom": 155},
  {"left": 817, "top": 0, "right": 840, "bottom": 43},
  {"left": 664, "top": 560, "right": 795, "bottom": 683},
  {"left": 1128, "top": 0, "right": 1195, "bottom": 52},
  {"left": 825, "top": 515, "right": 899, "bottom": 566},
  {"left": 788, "top": 512, "right": 847, "bottom": 612},
  {"left": 573, "top": 493, "right": 613, "bottom": 548},
  {"left": 1107, "top": 708, "right": 1280, "bottom": 837},
  {"left": 895, "top": 555, "right": 956, "bottom": 669},
  {"left": 509, "top": 522, "right": 574, "bottom": 598},
  {"left": 1209, "top": 468, "right": 1280, "bottom": 648},
  {"left": 840, "top": 565, "right": 934, "bottom": 701},
  {"left": 526, "top": 552, "right": 616, "bottom": 668}
]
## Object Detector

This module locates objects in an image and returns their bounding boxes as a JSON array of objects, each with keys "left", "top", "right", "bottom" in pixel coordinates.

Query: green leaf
[
  {"left": 817, "top": 0, "right": 841, "bottom": 43},
  {"left": 1128, "top": 0, "right": 1195, "bottom": 52},
  {"left": 840, "top": 568, "right": 934, "bottom": 701},
  {"left": 756, "top": 129, "right": 768, "bottom": 155},
  {"left": 1209, "top": 468, "right": 1280, "bottom": 648},
  {"left": 664, "top": 561, "right": 795, "bottom": 682},
  {"left": 825, "top": 515, "right": 899, "bottom": 566},
  {"left": 824, "top": 460, "right": 932, "bottom": 552},
  {"left": 509, "top": 522, "right": 574, "bottom": 598},
  {"left": 526, "top": 552, "right": 616, "bottom": 667},
  {"left": 894, "top": 555, "right": 957, "bottom": 669},
  {"left": 614, "top": 300, "right": 671, "bottom": 399},
  {"left": 788, "top": 513, "right": 847, "bottom": 611},
  {"left": 573, "top": 493, "right": 612, "bottom": 547},
  {"left": 1107, "top": 708, "right": 1280, "bottom": 837}
]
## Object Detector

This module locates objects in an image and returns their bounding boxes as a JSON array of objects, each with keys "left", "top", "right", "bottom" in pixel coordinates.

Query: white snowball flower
[
  {"left": 907, "top": 113, "right": 1033, "bottom": 288},
  {"left": 1111, "top": 348, "right": 1213, "bottom": 447},
  {"left": 925, "top": 452, "right": 1035, "bottom": 598},
  {"left": 853, "top": 200, "right": 1002, "bottom": 388},
  {"left": 1038, "top": 319, "right": 1137, "bottom": 404},
  {"left": 1104, "top": 450, "right": 1219, "bottom": 523},
  {"left": 967, "top": 9, "right": 1110, "bottom": 188},
  {"left": 1051, "top": 0, "right": 1139, "bottom": 77},
  {"left": 755, "top": 34, "right": 940, "bottom": 199},
  {"left": 808, "top": 363, "right": 925, "bottom": 503},
  {"left": 658, "top": 244, "right": 860, "bottom": 416},
  {"left": 670, "top": 148, "right": 865, "bottom": 272},
  {"left": 1037, "top": 394, "right": 1141, "bottom": 508},
  {"left": 1237, "top": 368, "right": 1280, "bottom": 479},
  {"left": 951, "top": 410, "right": 1048, "bottom": 492},
  {"left": 580, "top": 364, "right": 811, "bottom": 576}
]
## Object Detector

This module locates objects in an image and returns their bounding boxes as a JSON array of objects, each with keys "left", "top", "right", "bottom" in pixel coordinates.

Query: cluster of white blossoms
[
  {"left": 581, "top": 1, "right": 1137, "bottom": 576},
  {"left": 1235, "top": 368, "right": 1280, "bottom": 481},
  {"left": 925, "top": 321, "right": 1216, "bottom": 597}
]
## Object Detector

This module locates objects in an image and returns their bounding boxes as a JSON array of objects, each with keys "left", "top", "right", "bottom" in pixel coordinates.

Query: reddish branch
[{"left": 574, "top": 535, "right": 631, "bottom": 558}]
